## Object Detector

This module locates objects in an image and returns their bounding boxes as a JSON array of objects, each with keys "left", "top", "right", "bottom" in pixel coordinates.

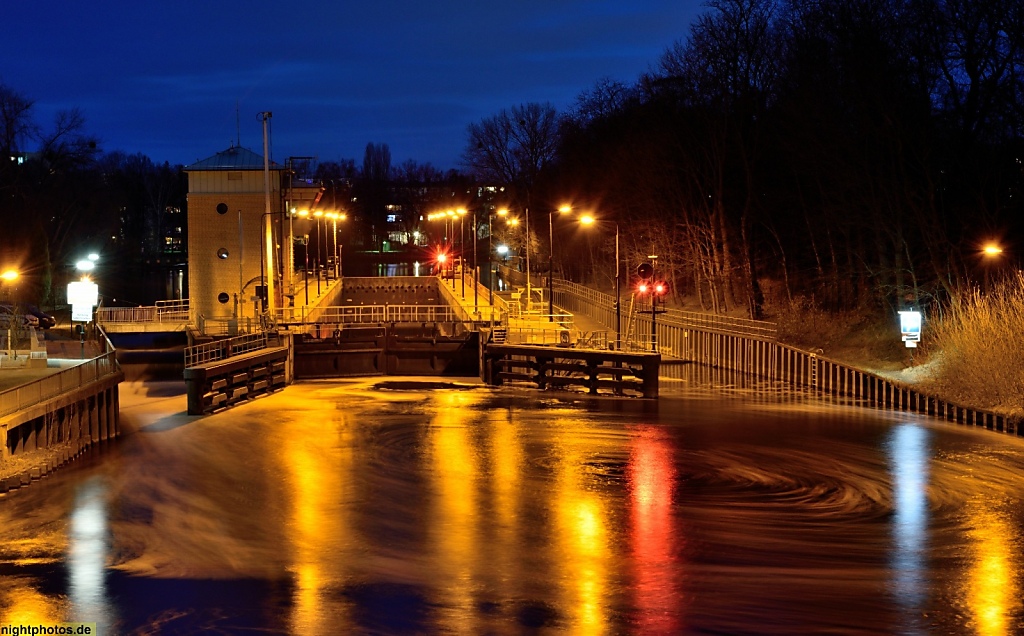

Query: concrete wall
[
  {"left": 338, "top": 277, "right": 442, "bottom": 306},
  {"left": 0, "top": 373, "right": 122, "bottom": 492}
]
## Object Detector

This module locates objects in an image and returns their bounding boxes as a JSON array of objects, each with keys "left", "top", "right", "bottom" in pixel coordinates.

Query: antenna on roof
[{"left": 236, "top": 101, "right": 241, "bottom": 147}]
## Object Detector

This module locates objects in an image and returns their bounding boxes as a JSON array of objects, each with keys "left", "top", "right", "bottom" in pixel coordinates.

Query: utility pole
[{"left": 259, "top": 111, "right": 275, "bottom": 317}]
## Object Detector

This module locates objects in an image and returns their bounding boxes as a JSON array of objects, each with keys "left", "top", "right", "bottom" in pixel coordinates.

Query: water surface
[{"left": 1, "top": 378, "right": 1023, "bottom": 634}]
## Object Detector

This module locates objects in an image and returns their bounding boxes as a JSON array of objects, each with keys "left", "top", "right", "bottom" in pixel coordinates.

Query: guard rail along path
[
  {"left": 554, "top": 279, "right": 778, "bottom": 343},
  {"left": 1, "top": 329, "right": 121, "bottom": 419},
  {"left": 96, "top": 299, "right": 189, "bottom": 325},
  {"left": 557, "top": 280, "right": 1018, "bottom": 436},
  {"left": 0, "top": 327, "right": 123, "bottom": 492}
]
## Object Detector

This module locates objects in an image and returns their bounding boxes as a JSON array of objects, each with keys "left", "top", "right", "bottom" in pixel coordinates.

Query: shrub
[{"left": 929, "top": 274, "right": 1024, "bottom": 414}]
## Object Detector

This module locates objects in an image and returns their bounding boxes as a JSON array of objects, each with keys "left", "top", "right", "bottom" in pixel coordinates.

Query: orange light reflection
[
  {"left": 429, "top": 391, "right": 483, "bottom": 633},
  {"left": 554, "top": 434, "right": 609, "bottom": 635}
]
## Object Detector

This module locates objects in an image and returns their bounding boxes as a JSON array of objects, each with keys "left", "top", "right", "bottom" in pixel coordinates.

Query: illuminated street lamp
[
  {"left": 548, "top": 204, "right": 572, "bottom": 321},
  {"left": 313, "top": 210, "right": 324, "bottom": 296},
  {"left": 981, "top": 242, "right": 1004, "bottom": 293},
  {"left": 487, "top": 208, "right": 509, "bottom": 306},
  {"left": 327, "top": 212, "right": 346, "bottom": 279},
  {"left": 0, "top": 269, "right": 17, "bottom": 303},
  {"left": 581, "top": 215, "right": 621, "bottom": 350},
  {"left": 457, "top": 208, "right": 467, "bottom": 297}
]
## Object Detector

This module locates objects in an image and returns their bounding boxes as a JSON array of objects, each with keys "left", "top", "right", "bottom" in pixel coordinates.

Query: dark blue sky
[{"left": 3, "top": 1, "right": 702, "bottom": 170}]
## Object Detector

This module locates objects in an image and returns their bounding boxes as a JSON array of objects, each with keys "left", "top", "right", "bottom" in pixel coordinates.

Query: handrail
[
  {"left": 555, "top": 279, "right": 777, "bottom": 341},
  {"left": 184, "top": 332, "right": 269, "bottom": 368},
  {"left": 0, "top": 331, "right": 121, "bottom": 418},
  {"left": 96, "top": 299, "right": 190, "bottom": 324}
]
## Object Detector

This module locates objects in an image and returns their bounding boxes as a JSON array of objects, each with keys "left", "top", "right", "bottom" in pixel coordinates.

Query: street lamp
[
  {"left": 327, "top": 211, "right": 346, "bottom": 279},
  {"left": 0, "top": 269, "right": 18, "bottom": 304},
  {"left": 313, "top": 210, "right": 324, "bottom": 296},
  {"left": 548, "top": 204, "right": 572, "bottom": 321},
  {"left": 488, "top": 208, "right": 509, "bottom": 306},
  {"left": 982, "top": 241, "right": 1004, "bottom": 293},
  {"left": 581, "top": 215, "right": 621, "bottom": 350},
  {"left": 456, "top": 209, "right": 468, "bottom": 297}
]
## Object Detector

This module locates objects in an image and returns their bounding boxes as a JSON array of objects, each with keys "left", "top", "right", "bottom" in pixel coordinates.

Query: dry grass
[
  {"left": 772, "top": 296, "right": 908, "bottom": 370},
  {"left": 928, "top": 275, "right": 1024, "bottom": 415}
]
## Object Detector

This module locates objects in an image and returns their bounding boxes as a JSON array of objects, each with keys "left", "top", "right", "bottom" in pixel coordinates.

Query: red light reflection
[{"left": 628, "top": 427, "right": 682, "bottom": 632}]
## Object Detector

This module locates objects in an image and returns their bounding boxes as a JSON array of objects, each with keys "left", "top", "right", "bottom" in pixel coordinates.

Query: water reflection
[
  {"left": 628, "top": 426, "right": 682, "bottom": 632},
  {"left": 553, "top": 422, "right": 610, "bottom": 634},
  {"left": 0, "top": 583, "right": 65, "bottom": 627},
  {"left": 68, "top": 478, "right": 113, "bottom": 631},
  {"left": 963, "top": 502, "right": 1020, "bottom": 635},
  {"left": 428, "top": 390, "right": 483, "bottom": 633},
  {"left": 4, "top": 380, "right": 1024, "bottom": 634},
  {"left": 888, "top": 423, "right": 930, "bottom": 623},
  {"left": 283, "top": 410, "right": 355, "bottom": 633}
]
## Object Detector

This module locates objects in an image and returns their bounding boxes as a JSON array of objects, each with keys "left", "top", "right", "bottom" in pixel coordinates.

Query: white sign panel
[
  {"left": 72, "top": 304, "right": 93, "bottom": 322},
  {"left": 67, "top": 280, "right": 99, "bottom": 307},
  {"left": 898, "top": 310, "right": 922, "bottom": 348}
]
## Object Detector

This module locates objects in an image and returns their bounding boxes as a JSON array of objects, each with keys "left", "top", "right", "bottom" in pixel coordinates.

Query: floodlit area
[{"left": 2, "top": 378, "right": 1024, "bottom": 633}]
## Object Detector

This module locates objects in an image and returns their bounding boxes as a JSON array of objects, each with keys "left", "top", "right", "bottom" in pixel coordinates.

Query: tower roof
[{"left": 185, "top": 145, "right": 283, "bottom": 171}]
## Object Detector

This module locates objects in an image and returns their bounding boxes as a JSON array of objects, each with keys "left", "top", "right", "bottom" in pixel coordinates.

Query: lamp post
[
  {"left": 457, "top": 208, "right": 467, "bottom": 297},
  {"left": 1, "top": 269, "right": 17, "bottom": 357},
  {"left": 548, "top": 204, "right": 572, "bottom": 321},
  {"left": 982, "top": 242, "right": 1003, "bottom": 294},
  {"left": 472, "top": 209, "right": 479, "bottom": 313},
  {"left": 581, "top": 215, "right": 621, "bottom": 349},
  {"left": 525, "top": 207, "right": 531, "bottom": 312},
  {"left": 313, "top": 210, "right": 324, "bottom": 296}
]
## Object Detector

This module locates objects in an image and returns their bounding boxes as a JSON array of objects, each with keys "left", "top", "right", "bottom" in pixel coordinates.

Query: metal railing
[
  {"left": 554, "top": 280, "right": 777, "bottom": 342},
  {"left": 184, "top": 332, "right": 269, "bottom": 368},
  {"left": 280, "top": 304, "right": 467, "bottom": 326},
  {"left": 96, "top": 299, "right": 189, "bottom": 324},
  {"left": 503, "top": 326, "right": 574, "bottom": 346},
  {"left": 0, "top": 328, "right": 121, "bottom": 419}
]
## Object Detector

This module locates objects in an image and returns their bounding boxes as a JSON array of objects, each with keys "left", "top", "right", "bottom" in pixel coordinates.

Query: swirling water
[{"left": 1, "top": 377, "right": 1024, "bottom": 634}]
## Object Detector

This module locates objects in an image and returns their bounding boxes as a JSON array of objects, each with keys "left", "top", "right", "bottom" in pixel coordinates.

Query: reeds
[{"left": 929, "top": 273, "right": 1024, "bottom": 415}]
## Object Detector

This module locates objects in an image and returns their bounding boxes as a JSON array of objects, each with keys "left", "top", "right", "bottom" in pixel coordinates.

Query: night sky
[{"left": 3, "top": 1, "right": 701, "bottom": 170}]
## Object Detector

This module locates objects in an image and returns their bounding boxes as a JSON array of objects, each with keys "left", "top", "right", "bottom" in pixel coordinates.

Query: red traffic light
[
  {"left": 437, "top": 252, "right": 448, "bottom": 263},
  {"left": 637, "top": 282, "right": 649, "bottom": 294},
  {"left": 653, "top": 282, "right": 667, "bottom": 295}
]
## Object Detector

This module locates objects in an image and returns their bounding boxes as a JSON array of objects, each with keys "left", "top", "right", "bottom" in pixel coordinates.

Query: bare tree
[{"left": 463, "top": 102, "right": 559, "bottom": 197}]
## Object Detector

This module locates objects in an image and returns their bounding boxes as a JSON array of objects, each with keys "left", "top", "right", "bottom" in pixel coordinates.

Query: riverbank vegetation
[{"left": 925, "top": 275, "right": 1024, "bottom": 417}]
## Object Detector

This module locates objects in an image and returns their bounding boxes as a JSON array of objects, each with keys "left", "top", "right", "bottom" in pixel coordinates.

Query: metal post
[
  {"left": 615, "top": 224, "right": 620, "bottom": 350},
  {"left": 304, "top": 236, "right": 309, "bottom": 306},
  {"left": 460, "top": 215, "right": 465, "bottom": 297},
  {"left": 286, "top": 206, "right": 294, "bottom": 303},
  {"left": 473, "top": 210, "right": 479, "bottom": 313},
  {"left": 548, "top": 211, "right": 554, "bottom": 321},
  {"left": 315, "top": 216, "right": 321, "bottom": 296},
  {"left": 488, "top": 213, "right": 494, "bottom": 307},
  {"left": 651, "top": 294, "right": 657, "bottom": 352},
  {"left": 238, "top": 209, "right": 244, "bottom": 320},
  {"left": 332, "top": 217, "right": 339, "bottom": 279},
  {"left": 260, "top": 112, "right": 275, "bottom": 315},
  {"left": 525, "top": 206, "right": 531, "bottom": 312}
]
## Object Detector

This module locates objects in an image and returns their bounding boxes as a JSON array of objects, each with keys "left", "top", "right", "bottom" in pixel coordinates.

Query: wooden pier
[{"left": 483, "top": 344, "right": 660, "bottom": 398}]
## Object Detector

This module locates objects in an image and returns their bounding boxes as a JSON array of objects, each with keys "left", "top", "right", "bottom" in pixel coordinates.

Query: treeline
[
  {"left": 467, "top": 0, "right": 1024, "bottom": 319},
  {"left": 0, "top": 81, "right": 187, "bottom": 305}
]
